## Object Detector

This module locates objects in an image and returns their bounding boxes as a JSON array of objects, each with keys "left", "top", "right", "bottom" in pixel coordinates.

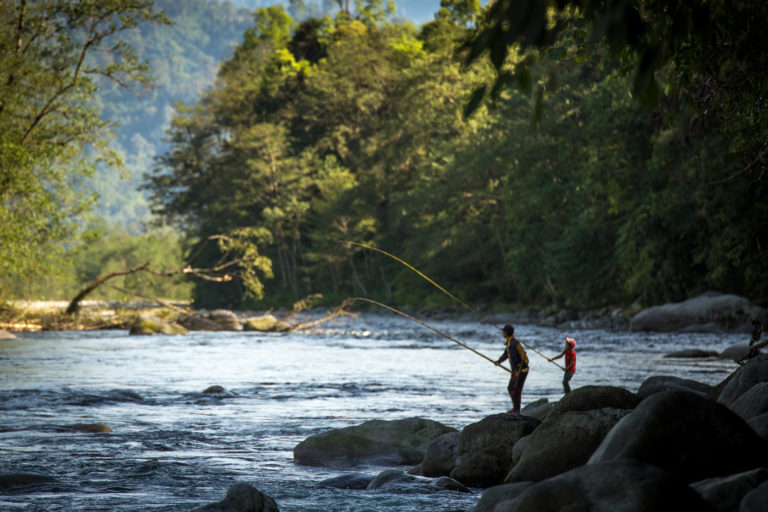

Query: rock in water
[
  {"left": 63, "top": 423, "right": 113, "bottom": 433},
  {"left": 193, "top": 483, "right": 279, "bottom": 512},
  {"left": 129, "top": 315, "right": 188, "bottom": 335},
  {"left": 293, "top": 417, "right": 455, "bottom": 467},
  {"left": 588, "top": 390, "right": 768, "bottom": 482},
  {"left": 630, "top": 292, "right": 765, "bottom": 332},
  {"left": 243, "top": 314, "right": 292, "bottom": 332}
]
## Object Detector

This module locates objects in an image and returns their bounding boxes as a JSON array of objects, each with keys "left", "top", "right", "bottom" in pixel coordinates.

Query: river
[{"left": 0, "top": 313, "right": 743, "bottom": 511}]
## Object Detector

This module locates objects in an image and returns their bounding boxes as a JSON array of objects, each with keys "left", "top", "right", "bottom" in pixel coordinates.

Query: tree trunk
[{"left": 65, "top": 262, "right": 150, "bottom": 315}]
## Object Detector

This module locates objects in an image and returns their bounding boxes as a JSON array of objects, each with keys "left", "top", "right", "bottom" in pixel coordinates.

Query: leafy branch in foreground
[{"left": 65, "top": 228, "right": 273, "bottom": 314}]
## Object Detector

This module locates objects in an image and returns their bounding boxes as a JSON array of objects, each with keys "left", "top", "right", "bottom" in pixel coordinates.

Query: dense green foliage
[
  {"left": 145, "top": 0, "right": 768, "bottom": 310},
  {"left": 0, "top": 0, "right": 168, "bottom": 294}
]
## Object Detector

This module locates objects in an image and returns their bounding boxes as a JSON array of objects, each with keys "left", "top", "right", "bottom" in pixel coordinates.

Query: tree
[{"left": 0, "top": 0, "right": 168, "bottom": 295}]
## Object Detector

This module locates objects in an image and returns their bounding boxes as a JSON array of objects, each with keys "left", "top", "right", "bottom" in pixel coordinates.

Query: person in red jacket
[{"left": 549, "top": 337, "right": 576, "bottom": 394}]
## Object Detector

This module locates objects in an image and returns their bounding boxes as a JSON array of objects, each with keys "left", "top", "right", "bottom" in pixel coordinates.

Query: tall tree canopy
[
  {"left": 0, "top": 0, "right": 168, "bottom": 287},
  {"left": 146, "top": 0, "right": 767, "bottom": 309}
]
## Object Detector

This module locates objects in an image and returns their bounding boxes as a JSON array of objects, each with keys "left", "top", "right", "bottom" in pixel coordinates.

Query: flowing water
[{"left": 0, "top": 313, "right": 743, "bottom": 511}]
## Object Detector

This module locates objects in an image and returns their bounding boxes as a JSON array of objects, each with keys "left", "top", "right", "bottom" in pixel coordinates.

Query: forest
[{"left": 2, "top": 0, "right": 767, "bottom": 314}]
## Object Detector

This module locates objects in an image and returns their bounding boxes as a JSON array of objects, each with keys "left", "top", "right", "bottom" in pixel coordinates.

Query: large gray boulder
[
  {"left": 717, "top": 354, "right": 768, "bottom": 406},
  {"left": 410, "top": 431, "right": 460, "bottom": 477},
  {"left": 636, "top": 375, "right": 713, "bottom": 399},
  {"left": 193, "top": 483, "right": 278, "bottom": 512},
  {"left": 588, "top": 390, "right": 768, "bottom": 482},
  {"left": 691, "top": 468, "right": 768, "bottom": 512},
  {"left": 449, "top": 413, "right": 540, "bottom": 488},
  {"left": 741, "top": 481, "right": 768, "bottom": 512},
  {"left": 293, "top": 418, "right": 456, "bottom": 467},
  {"left": 728, "top": 382, "right": 768, "bottom": 420},
  {"left": 547, "top": 385, "right": 641, "bottom": 418},
  {"left": 505, "top": 408, "right": 629, "bottom": 483},
  {"left": 519, "top": 398, "right": 552, "bottom": 421},
  {"left": 492, "top": 460, "right": 714, "bottom": 512},
  {"left": 748, "top": 412, "right": 768, "bottom": 440},
  {"left": 630, "top": 293, "right": 765, "bottom": 332},
  {"left": 472, "top": 482, "right": 534, "bottom": 512}
]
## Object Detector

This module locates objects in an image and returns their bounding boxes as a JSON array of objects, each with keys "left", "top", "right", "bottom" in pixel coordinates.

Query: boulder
[
  {"left": 741, "top": 481, "right": 768, "bottom": 512},
  {"left": 208, "top": 309, "right": 242, "bottom": 330},
  {"left": 717, "top": 354, "right": 768, "bottom": 405},
  {"left": 691, "top": 468, "right": 768, "bottom": 512},
  {"left": 511, "top": 435, "right": 530, "bottom": 465},
  {"left": 519, "top": 398, "right": 552, "bottom": 421},
  {"left": 316, "top": 473, "right": 373, "bottom": 490},
  {"left": 203, "top": 385, "right": 227, "bottom": 395},
  {"left": 588, "top": 390, "right": 768, "bottom": 482},
  {"left": 748, "top": 412, "right": 768, "bottom": 440},
  {"left": 180, "top": 315, "right": 220, "bottom": 331},
  {"left": 410, "top": 430, "right": 459, "bottom": 477},
  {"left": 728, "top": 382, "right": 768, "bottom": 420},
  {"left": 664, "top": 349, "right": 719, "bottom": 358},
  {"left": 129, "top": 315, "right": 188, "bottom": 335},
  {"left": 636, "top": 375, "right": 713, "bottom": 399},
  {"left": 0, "top": 329, "right": 16, "bottom": 339},
  {"left": 472, "top": 482, "right": 534, "bottom": 512},
  {"left": 243, "top": 314, "right": 292, "bottom": 332},
  {"left": 493, "top": 460, "right": 714, "bottom": 512},
  {"left": 719, "top": 344, "right": 752, "bottom": 362},
  {"left": 630, "top": 293, "right": 766, "bottom": 332},
  {"left": 366, "top": 469, "right": 470, "bottom": 493},
  {"left": 505, "top": 408, "right": 629, "bottom": 483},
  {"left": 193, "top": 483, "right": 279, "bottom": 512},
  {"left": 180, "top": 310, "right": 242, "bottom": 331},
  {"left": 449, "top": 413, "right": 540, "bottom": 488},
  {"left": 293, "top": 417, "right": 456, "bottom": 467},
  {"left": 547, "top": 385, "right": 640, "bottom": 418}
]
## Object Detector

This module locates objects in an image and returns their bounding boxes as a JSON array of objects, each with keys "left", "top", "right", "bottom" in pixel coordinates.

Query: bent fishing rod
[
  {"left": 350, "top": 297, "right": 511, "bottom": 374},
  {"left": 344, "top": 241, "right": 565, "bottom": 371}
]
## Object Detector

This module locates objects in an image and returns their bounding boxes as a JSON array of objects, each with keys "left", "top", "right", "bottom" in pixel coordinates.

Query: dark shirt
[{"left": 498, "top": 336, "right": 529, "bottom": 372}]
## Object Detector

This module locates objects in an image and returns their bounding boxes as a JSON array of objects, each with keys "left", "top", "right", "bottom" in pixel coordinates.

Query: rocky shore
[
  {"left": 2, "top": 291, "right": 765, "bottom": 340},
  {"left": 191, "top": 354, "right": 768, "bottom": 511}
]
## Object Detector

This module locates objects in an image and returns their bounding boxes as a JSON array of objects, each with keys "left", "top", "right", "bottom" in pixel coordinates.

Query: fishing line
[
  {"left": 350, "top": 297, "right": 511, "bottom": 373},
  {"left": 344, "top": 241, "right": 565, "bottom": 370}
]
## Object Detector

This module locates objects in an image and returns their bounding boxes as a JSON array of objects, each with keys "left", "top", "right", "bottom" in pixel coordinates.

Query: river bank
[{"left": 2, "top": 291, "right": 766, "bottom": 337}]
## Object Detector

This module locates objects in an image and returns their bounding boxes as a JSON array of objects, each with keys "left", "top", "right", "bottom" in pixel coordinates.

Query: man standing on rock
[{"left": 495, "top": 324, "right": 529, "bottom": 414}]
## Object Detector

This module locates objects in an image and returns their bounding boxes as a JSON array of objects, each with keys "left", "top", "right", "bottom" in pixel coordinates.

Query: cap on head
[
  {"left": 566, "top": 337, "right": 576, "bottom": 347},
  {"left": 502, "top": 324, "right": 515, "bottom": 336}
]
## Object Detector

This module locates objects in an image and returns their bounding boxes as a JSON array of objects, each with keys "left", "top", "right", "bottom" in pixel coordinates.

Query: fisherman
[
  {"left": 549, "top": 337, "right": 577, "bottom": 394},
  {"left": 495, "top": 324, "right": 529, "bottom": 414}
]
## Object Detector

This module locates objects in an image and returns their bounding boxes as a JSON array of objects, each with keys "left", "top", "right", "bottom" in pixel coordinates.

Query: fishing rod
[
  {"left": 350, "top": 297, "right": 511, "bottom": 374},
  {"left": 344, "top": 241, "right": 565, "bottom": 371}
]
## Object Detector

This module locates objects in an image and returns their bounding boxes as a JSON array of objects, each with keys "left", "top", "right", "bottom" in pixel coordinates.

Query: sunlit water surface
[{"left": 0, "top": 313, "right": 742, "bottom": 511}]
